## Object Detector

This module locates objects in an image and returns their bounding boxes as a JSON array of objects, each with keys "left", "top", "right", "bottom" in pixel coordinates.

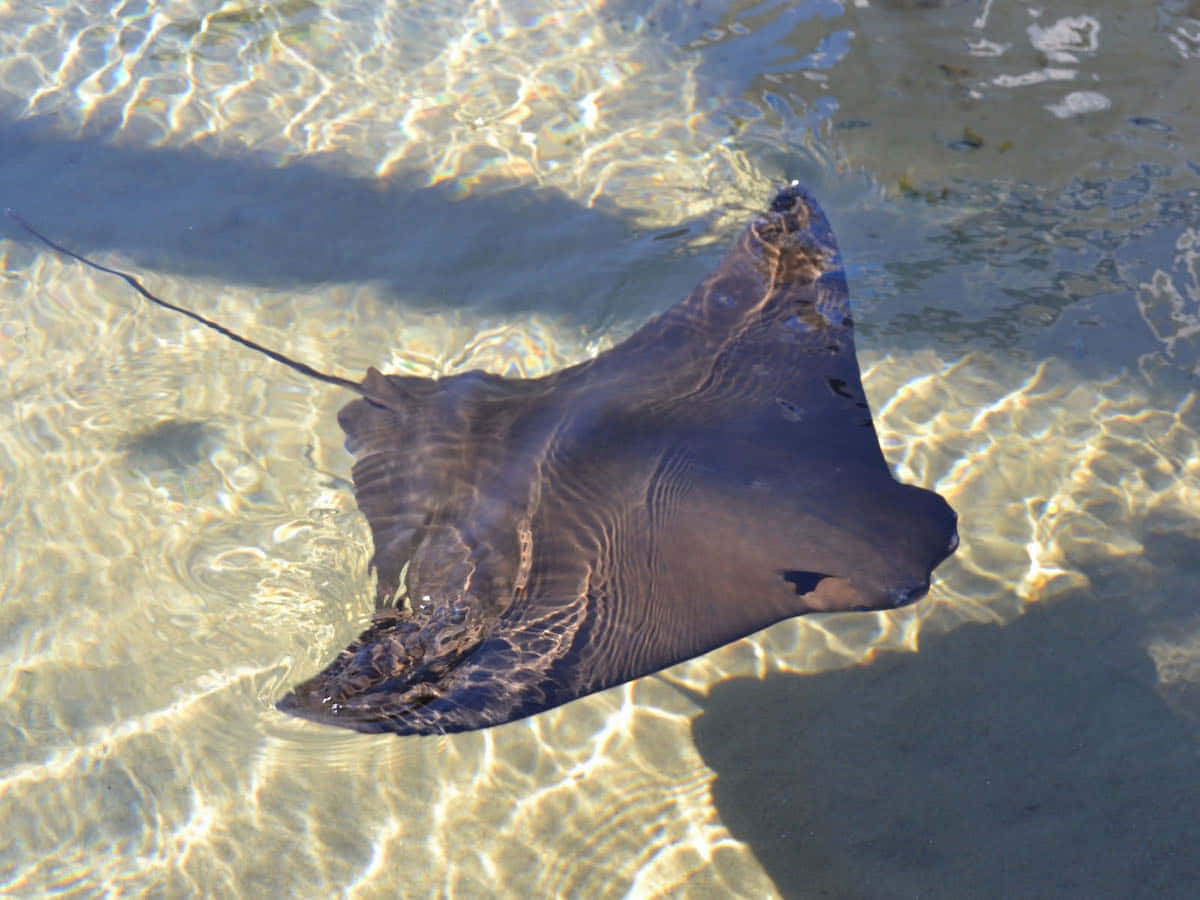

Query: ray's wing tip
[
  {"left": 769, "top": 181, "right": 835, "bottom": 242},
  {"left": 770, "top": 180, "right": 821, "bottom": 214},
  {"left": 275, "top": 689, "right": 429, "bottom": 736},
  {"left": 771, "top": 180, "right": 810, "bottom": 210},
  {"left": 746, "top": 182, "right": 844, "bottom": 288}
]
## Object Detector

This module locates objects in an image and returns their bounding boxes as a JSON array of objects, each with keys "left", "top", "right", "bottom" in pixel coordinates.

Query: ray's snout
[
  {"left": 881, "top": 487, "right": 958, "bottom": 610},
  {"left": 885, "top": 578, "right": 931, "bottom": 610}
]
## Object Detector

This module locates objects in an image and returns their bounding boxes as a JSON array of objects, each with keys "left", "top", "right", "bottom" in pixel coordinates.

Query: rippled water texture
[{"left": 1, "top": 1, "right": 1199, "bottom": 896}]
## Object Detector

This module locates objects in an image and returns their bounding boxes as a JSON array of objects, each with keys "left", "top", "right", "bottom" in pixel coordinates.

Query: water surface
[{"left": 1, "top": 1, "right": 1198, "bottom": 896}]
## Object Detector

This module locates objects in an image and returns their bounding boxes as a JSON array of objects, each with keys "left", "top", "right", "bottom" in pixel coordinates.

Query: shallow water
[{"left": 1, "top": 1, "right": 1198, "bottom": 896}]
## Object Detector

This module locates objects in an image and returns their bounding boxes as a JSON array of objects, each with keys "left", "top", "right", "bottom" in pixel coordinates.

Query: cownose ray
[{"left": 9, "top": 184, "right": 958, "bottom": 736}]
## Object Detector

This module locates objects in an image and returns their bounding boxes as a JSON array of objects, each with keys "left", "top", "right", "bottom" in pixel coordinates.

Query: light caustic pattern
[
  {"left": 0, "top": 0, "right": 761, "bottom": 228},
  {"left": 1, "top": 1, "right": 1199, "bottom": 897}
]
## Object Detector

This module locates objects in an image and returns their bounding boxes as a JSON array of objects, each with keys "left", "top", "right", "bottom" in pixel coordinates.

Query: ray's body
[{"left": 12, "top": 184, "right": 958, "bottom": 735}]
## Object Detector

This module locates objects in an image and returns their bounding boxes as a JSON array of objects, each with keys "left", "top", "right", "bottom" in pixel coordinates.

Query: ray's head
[{"left": 746, "top": 181, "right": 843, "bottom": 284}]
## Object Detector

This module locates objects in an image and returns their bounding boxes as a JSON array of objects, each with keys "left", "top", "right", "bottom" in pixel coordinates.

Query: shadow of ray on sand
[
  {"left": 693, "top": 594, "right": 1200, "bottom": 899},
  {"left": 0, "top": 118, "right": 716, "bottom": 325}
]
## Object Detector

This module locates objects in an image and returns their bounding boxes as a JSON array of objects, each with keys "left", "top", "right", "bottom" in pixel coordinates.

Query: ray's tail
[{"left": 6, "top": 209, "right": 364, "bottom": 394}]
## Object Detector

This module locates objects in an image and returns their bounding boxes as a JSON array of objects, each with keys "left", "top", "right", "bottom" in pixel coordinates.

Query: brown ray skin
[
  {"left": 279, "top": 184, "right": 957, "bottom": 734},
  {"left": 10, "top": 185, "right": 958, "bottom": 736}
]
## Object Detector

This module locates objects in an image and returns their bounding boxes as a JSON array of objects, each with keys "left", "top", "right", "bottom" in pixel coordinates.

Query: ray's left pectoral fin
[{"left": 277, "top": 559, "right": 596, "bottom": 735}]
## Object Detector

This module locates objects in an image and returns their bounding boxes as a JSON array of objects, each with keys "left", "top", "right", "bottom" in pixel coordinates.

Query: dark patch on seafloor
[
  {"left": 691, "top": 595, "right": 1200, "bottom": 899},
  {"left": 120, "top": 419, "right": 220, "bottom": 472},
  {"left": 0, "top": 118, "right": 713, "bottom": 327}
]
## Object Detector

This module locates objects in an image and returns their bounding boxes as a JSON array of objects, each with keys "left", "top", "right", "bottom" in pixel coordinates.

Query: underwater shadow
[
  {"left": 692, "top": 595, "right": 1200, "bottom": 899},
  {"left": 0, "top": 119, "right": 714, "bottom": 324}
]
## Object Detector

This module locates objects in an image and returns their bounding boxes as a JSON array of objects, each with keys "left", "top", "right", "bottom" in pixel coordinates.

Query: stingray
[{"left": 9, "top": 184, "right": 958, "bottom": 736}]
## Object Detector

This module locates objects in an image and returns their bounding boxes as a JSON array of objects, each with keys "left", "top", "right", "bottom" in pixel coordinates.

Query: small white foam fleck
[
  {"left": 993, "top": 67, "right": 1076, "bottom": 88},
  {"left": 968, "top": 39, "right": 1010, "bottom": 58},
  {"left": 1028, "top": 15, "right": 1100, "bottom": 63},
  {"left": 1045, "top": 90, "right": 1111, "bottom": 119}
]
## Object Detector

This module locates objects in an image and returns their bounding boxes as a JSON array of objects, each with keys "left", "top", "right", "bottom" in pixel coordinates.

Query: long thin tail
[{"left": 6, "top": 209, "right": 364, "bottom": 395}]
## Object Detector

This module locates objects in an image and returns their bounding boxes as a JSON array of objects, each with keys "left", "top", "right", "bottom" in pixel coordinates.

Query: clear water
[{"left": 1, "top": 1, "right": 1198, "bottom": 896}]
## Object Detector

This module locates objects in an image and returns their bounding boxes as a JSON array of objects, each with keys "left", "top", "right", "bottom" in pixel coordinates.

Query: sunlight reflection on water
[{"left": 1, "top": 1, "right": 1199, "bottom": 897}]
